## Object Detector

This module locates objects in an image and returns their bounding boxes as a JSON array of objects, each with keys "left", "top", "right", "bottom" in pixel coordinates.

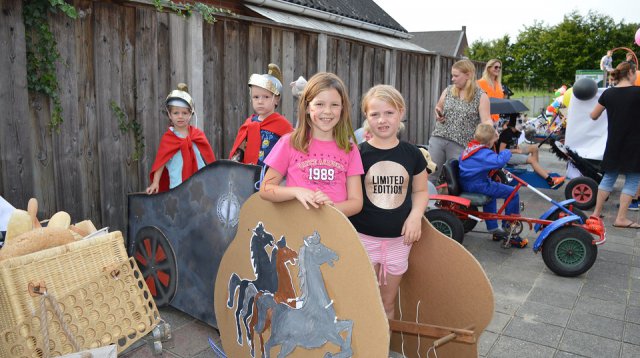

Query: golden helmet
[
  {"left": 166, "top": 83, "right": 194, "bottom": 112},
  {"left": 248, "top": 63, "right": 283, "bottom": 96}
]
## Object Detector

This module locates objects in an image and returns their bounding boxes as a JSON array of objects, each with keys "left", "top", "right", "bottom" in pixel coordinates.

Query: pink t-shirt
[{"left": 264, "top": 133, "right": 364, "bottom": 203}]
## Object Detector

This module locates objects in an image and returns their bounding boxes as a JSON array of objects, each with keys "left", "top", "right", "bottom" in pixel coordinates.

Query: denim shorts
[{"left": 598, "top": 172, "right": 640, "bottom": 196}]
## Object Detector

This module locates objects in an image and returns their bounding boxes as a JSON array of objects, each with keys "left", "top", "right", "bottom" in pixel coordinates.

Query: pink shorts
[{"left": 358, "top": 232, "right": 412, "bottom": 285}]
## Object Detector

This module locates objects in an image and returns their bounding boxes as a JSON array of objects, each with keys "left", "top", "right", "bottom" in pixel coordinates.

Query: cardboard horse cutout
[{"left": 215, "top": 194, "right": 493, "bottom": 357}]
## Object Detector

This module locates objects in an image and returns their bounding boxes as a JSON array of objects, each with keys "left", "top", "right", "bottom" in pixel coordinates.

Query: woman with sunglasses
[{"left": 477, "top": 59, "right": 504, "bottom": 122}]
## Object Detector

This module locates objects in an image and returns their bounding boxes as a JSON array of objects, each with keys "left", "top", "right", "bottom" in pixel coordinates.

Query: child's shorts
[
  {"left": 508, "top": 153, "right": 529, "bottom": 165},
  {"left": 358, "top": 232, "right": 412, "bottom": 285}
]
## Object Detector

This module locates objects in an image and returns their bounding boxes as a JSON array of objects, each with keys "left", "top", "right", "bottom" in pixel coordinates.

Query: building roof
[
  {"left": 278, "top": 0, "right": 407, "bottom": 33},
  {"left": 410, "top": 27, "right": 468, "bottom": 57}
]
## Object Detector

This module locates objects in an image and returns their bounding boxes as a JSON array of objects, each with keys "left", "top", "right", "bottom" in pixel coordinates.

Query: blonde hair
[
  {"left": 474, "top": 123, "right": 496, "bottom": 145},
  {"left": 451, "top": 59, "right": 479, "bottom": 102},
  {"left": 481, "top": 59, "right": 502, "bottom": 88},
  {"left": 291, "top": 72, "right": 355, "bottom": 153},
  {"left": 361, "top": 84, "right": 406, "bottom": 135}
]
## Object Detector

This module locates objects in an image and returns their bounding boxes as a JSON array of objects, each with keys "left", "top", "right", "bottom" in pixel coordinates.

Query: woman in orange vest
[{"left": 477, "top": 59, "right": 504, "bottom": 122}]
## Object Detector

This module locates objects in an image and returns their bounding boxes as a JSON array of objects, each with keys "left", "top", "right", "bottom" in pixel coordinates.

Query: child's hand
[
  {"left": 293, "top": 187, "right": 321, "bottom": 209},
  {"left": 312, "top": 190, "right": 334, "bottom": 206},
  {"left": 401, "top": 215, "right": 422, "bottom": 245},
  {"left": 145, "top": 183, "right": 159, "bottom": 195}
]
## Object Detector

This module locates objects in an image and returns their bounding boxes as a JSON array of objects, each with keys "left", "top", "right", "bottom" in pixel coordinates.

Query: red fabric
[
  {"left": 461, "top": 139, "right": 489, "bottom": 160},
  {"left": 229, "top": 113, "right": 293, "bottom": 164},
  {"left": 149, "top": 126, "right": 215, "bottom": 192}
]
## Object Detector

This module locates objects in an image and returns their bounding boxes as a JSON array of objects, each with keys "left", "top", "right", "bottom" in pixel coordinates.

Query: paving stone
[
  {"left": 567, "top": 311, "right": 624, "bottom": 340},
  {"left": 515, "top": 301, "right": 571, "bottom": 327},
  {"left": 527, "top": 286, "right": 578, "bottom": 309},
  {"left": 558, "top": 329, "right": 621, "bottom": 358},
  {"left": 629, "top": 291, "right": 640, "bottom": 307},
  {"left": 579, "top": 282, "right": 628, "bottom": 304},
  {"left": 553, "top": 351, "right": 588, "bottom": 357},
  {"left": 603, "top": 235, "right": 636, "bottom": 247},
  {"left": 479, "top": 330, "right": 499, "bottom": 356},
  {"left": 167, "top": 320, "right": 220, "bottom": 358},
  {"left": 533, "top": 274, "right": 584, "bottom": 295},
  {"left": 623, "top": 322, "right": 640, "bottom": 345},
  {"left": 487, "top": 335, "right": 557, "bottom": 358},
  {"left": 626, "top": 306, "right": 640, "bottom": 325},
  {"left": 587, "top": 259, "right": 630, "bottom": 278},
  {"left": 159, "top": 306, "right": 198, "bottom": 330},
  {"left": 601, "top": 242, "right": 639, "bottom": 255},
  {"left": 631, "top": 278, "right": 640, "bottom": 292},
  {"left": 494, "top": 294, "right": 525, "bottom": 315},
  {"left": 486, "top": 311, "right": 512, "bottom": 333},
  {"left": 621, "top": 342, "right": 640, "bottom": 358},
  {"left": 574, "top": 296, "right": 626, "bottom": 321},
  {"left": 489, "top": 276, "right": 533, "bottom": 302},
  {"left": 503, "top": 316, "right": 563, "bottom": 347},
  {"left": 631, "top": 266, "right": 640, "bottom": 280},
  {"left": 597, "top": 249, "right": 633, "bottom": 265},
  {"left": 583, "top": 273, "right": 628, "bottom": 290}
]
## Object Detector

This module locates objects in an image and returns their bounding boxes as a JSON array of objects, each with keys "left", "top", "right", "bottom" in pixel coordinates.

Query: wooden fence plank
[
  {"left": 121, "top": 5, "right": 140, "bottom": 195},
  {"left": 187, "top": 13, "right": 204, "bottom": 130},
  {"left": 135, "top": 6, "right": 159, "bottom": 189},
  {"left": 248, "top": 25, "right": 264, "bottom": 77},
  {"left": 50, "top": 7, "right": 84, "bottom": 221},
  {"left": 316, "top": 33, "right": 327, "bottom": 72},
  {"left": 0, "top": 0, "right": 34, "bottom": 207},
  {"left": 373, "top": 48, "right": 385, "bottom": 85},
  {"left": 169, "top": 14, "right": 188, "bottom": 92},
  {"left": 203, "top": 19, "right": 224, "bottom": 157},
  {"left": 281, "top": 30, "right": 295, "bottom": 121},
  {"left": 348, "top": 43, "right": 363, "bottom": 127},
  {"left": 416, "top": 55, "right": 426, "bottom": 144}
]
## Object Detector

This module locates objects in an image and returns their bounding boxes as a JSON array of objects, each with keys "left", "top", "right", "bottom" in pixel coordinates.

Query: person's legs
[
  {"left": 593, "top": 172, "right": 618, "bottom": 218},
  {"left": 483, "top": 198, "right": 499, "bottom": 231},
  {"left": 427, "top": 136, "right": 447, "bottom": 184},
  {"left": 379, "top": 273, "right": 403, "bottom": 319},
  {"left": 614, "top": 173, "right": 640, "bottom": 227},
  {"left": 526, "top": 155, "right": 550, "bottom": 178}
]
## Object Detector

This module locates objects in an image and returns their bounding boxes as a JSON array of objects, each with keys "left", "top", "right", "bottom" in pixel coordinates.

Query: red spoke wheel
[
  {"left": 133, "top": 226, "right": 177, "bottom": 306},
  {"left": 564, "top": 177, "right": 598, "bottom": 210}
]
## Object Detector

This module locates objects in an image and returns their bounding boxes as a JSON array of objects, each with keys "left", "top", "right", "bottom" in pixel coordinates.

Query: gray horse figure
[
  {"left": 255, "top": 231, "right": 353, "bottom": 358},
  {"left": 227, "top": 222, "right": 278, "bottom": 345}
]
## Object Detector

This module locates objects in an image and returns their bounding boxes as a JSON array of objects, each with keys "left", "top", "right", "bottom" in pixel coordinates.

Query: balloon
[
  {"left": 636, "top": 28, "right": 640, "bottom": 46},
  {"left": 552, "top": 100, "right": 561, "bottom": 108},
  {"left": 573, "top": 78, "right": 598, "bottom": 101},
  {"left": 554, "top": 90, "right": 561, "bottom": 97},
  {"left": 547, "top": 105, "right": 556, "bottom": 113},
  {"left": 562, "top": 87, "right": 573, "bottom": 107}
]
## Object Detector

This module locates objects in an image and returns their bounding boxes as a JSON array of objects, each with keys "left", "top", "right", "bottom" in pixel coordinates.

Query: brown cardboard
[
  {"left": 390, "top": 218, "right": 494, "bottom": 357},
  {"left": 214, "top": 193, "right": 390, "bottom": 357}
]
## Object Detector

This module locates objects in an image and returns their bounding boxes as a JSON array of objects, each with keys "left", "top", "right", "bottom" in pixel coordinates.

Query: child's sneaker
[
  {"left": 549, "top": 176, "right": 565, "bottom": 189},
  {"left": 490, "top": 227, "right": 509, "bottom": 241},
  {"left": 629, "top": 200, "right": 639, "bottom": 211},
  {"left": 509, "top": 236, "right": 528, "bottom": 248}
]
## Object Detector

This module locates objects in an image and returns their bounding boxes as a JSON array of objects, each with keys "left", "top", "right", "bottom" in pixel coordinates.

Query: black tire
[
  {"left": 541, "top": 226, "right": 597, "bottom": 277},
  {"left": 564, "top": 177, "right": 598, "bottom": 210},
  {"left": 133, "top": 226, "right": 178, "bottom": 306},
  {"left": 461, "top": 205, "right": 479, "bottom": 233},
  {"left": 547, "top": 206, "right": 588, "bottom": 223},
  {"left": 425, "top": 209, "right": 465, "bottom": 244}
]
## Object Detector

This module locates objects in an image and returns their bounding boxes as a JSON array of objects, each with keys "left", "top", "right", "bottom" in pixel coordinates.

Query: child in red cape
[
  {"left": 146, "top": 83, "right": 215, "bottom": 194},
  {"left": 229, "top": 64, "right": 293, "bottom": 166}
]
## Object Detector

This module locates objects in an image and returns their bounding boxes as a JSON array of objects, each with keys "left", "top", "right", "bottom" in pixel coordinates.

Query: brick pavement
[{"left": 121, "top": 145, "right": 640, "bottom": 358}]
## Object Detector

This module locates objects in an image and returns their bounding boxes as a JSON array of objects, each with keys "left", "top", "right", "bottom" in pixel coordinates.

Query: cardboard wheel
[{"left": 133, "top": 226, "right": 178, "bottom": 306}]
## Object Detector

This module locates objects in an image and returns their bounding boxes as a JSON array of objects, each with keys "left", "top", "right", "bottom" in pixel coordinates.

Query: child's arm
[
  {"left": 332, "top": 175, "right": 363, "bottom": 217},
  {"left": 145, "top": 167, "right": 164, "bottom": 195},
  {"left": 401, "top": 170, "right": 429, "bottom": 244},
  {"left": 499, "top": 142, "right": 521, "bottom": 154},
  {"left": 259, "top": 167, "right": 321, "bottom": 209}
]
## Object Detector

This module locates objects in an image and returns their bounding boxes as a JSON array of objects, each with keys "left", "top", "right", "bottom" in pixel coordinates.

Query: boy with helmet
[
  {"left": 146, "top": 83, "right": 216, "bottom": 194},
  {"left": 229, "top": 64, "right": 293, "bottom": 166}
]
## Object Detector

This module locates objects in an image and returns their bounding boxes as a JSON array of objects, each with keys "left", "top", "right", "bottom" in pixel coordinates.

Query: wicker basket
[
  {"left": 0, "top": 231, "right": 128, "bottom": 332},
  {"left": 0, "top": 257, "right": 160, "bottom": 357}
]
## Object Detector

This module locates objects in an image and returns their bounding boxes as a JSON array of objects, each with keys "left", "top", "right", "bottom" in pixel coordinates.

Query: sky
[{"left": 372, "top": 0, "right": 640, "bottom": 44}]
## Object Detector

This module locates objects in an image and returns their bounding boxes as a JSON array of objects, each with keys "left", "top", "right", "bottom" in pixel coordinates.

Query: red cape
[
  {"left": 229, "top": 112, "right": 293, "bottom": 164},
  {"left": 149, "top": 126, "right": 216, "bottom": 192}
]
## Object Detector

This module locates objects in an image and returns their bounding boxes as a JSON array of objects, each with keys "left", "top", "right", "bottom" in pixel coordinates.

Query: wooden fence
[{"left": 0, "top": 0, "right": 483, "bottom": 233}]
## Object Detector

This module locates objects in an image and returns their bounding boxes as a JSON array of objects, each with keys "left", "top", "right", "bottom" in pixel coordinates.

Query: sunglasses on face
[{"left": 493, "top": 65, "right": 501, "bottom": 70}]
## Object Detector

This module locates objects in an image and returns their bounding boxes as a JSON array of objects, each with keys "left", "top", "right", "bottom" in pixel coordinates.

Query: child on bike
[
  {"left": 459, "top": 123, "right": 527, "bottom": 247},
  {"left": 497, "top": 113, "right": 565, "bottom": 189}
]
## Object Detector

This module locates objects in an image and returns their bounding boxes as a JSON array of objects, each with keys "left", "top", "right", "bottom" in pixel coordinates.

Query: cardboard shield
[
  {"left": 215, "top": 194, "right": 389, "bottom": 357},
  {"left": 128, "top": 160, "right": 261, "bottom": 327},
  {"left": 390, "top": 219, "right": 494, "bottom": 357}
]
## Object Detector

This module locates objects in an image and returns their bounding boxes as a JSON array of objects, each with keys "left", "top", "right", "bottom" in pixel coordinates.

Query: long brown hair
[
  {"left": 291, "top": 72, "right": 355, "bottom": 153},
  {"left": 451, "top": 59, "right": 479, "bottom": 102},
  {"left": 611, "top": 61, "right": 637, "bottom": 83}
]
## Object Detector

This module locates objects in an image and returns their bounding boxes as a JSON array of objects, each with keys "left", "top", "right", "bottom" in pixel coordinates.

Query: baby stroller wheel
[{"left": 564, "top": 177, "right": 598, "bottom": 210}]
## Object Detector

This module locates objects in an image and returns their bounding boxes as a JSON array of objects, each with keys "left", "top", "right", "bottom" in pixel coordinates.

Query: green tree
[{"left": 466, "top": 11, "right": 639, "bottom": 91}]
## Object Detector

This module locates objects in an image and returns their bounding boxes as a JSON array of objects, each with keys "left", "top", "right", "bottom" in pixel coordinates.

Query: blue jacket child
[{"left": 458, "top": 123, "right": 527, "bottom": 247}]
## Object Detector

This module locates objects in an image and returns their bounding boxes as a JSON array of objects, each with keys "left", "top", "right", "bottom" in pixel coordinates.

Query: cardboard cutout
[
  {"left": 215, "top": 194, "right": 389, "bottom": 357},
  {"left": 128, "top": 160, "right": 261, "bottom": 327},
  {"left": 390, "top": 219, "right": 494, "bottom": 357}
]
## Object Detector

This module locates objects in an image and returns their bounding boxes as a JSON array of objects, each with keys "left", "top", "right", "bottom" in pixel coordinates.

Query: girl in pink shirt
[{"left": 260, "top": 72, "right": 364, "bottom": 216}]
